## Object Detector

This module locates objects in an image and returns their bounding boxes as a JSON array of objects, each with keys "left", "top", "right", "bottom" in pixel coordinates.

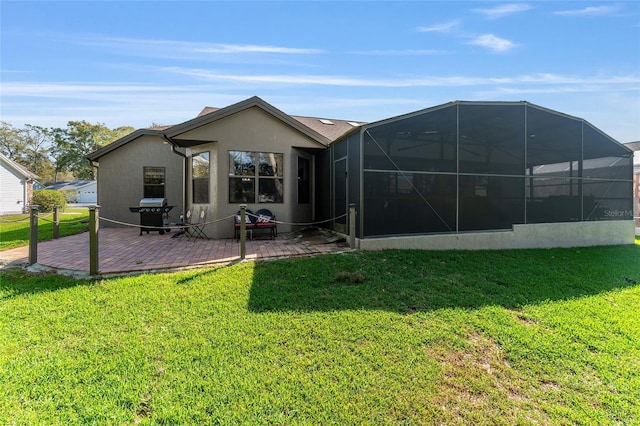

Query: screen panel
[
  {"left": 526, "top": 106, "right": 582, "bottom": 175},
  {"left": 363, "top": 171, "right": 456, "bottom": 236},
  {"left": 364, "top": 105, "right": 457, "bottom": 173},
  {"left": 458, "top": 175, "right": 524, "bottom": 231},
  {"left": 459, "top": 104, "right": 525, "bottom": 175},
  {"left": 526, "top": 177, "right": 581, "bottom": 223}
]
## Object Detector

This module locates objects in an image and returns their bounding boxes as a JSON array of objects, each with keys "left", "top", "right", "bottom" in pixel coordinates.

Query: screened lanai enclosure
[{"left": 322, "top": 101, "right": 634, "bottom": 242}]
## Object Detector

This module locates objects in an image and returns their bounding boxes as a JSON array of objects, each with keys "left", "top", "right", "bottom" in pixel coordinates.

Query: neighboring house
[
  {"left": 0, "top": 153, "right": 39, "bottom": 215},
  {"left": 88, "top": 96, "right": 635, "bottom": 249},
  {"left": 625, "top": 141, "right": 640, "bottom": 226},
  {"left": 45, "top": 180, "right": 98, "bottom": 203}
]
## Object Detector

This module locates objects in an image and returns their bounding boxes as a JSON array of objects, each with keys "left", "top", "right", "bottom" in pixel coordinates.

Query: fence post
[
  {"left": 349, "top": 203, "right": 357, "bottom": 249},
  {"left": 28, "top": 205, "right": 39, "bottom": 265},
  {"left": 239, "top": 204, "right": 247, "bottom": 259},
  {"left": 53, "top": 205, "right": 60, "bottom": 239},
  {"left": 89, "top": 205, "right": 100, "bottom": 275}
]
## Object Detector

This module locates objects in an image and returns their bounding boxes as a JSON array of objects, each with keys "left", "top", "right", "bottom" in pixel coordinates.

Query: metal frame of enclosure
[{"left": 320, "top": 101, "right": 634, "bottom": 240}]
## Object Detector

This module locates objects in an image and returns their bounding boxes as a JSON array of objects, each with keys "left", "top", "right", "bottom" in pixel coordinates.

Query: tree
[
  {"left": 0, "top": 121, "right": 27, "bottom": 162},
  {"left": 0, "top": 122, "right": 55, "bottom": 181},
  {"left": 1, "top": 120, "right": 135, "bottom": 183},
  {"left": 22, "top": 124, "right": 54, "bottom": 180},
  {"left": 52, "top": 121, "right": 134, "bottom": 180}
]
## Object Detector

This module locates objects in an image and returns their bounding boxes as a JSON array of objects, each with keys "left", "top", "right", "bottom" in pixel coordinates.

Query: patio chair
[
  {"left": 234, "top": 209, "right": 256, "bottom": 240},
  {"left": 254, "top": 208, "right": 277, "bottom": 239},
  {"left": 188, "top": 206, "right": 209, "bottom": 240}
]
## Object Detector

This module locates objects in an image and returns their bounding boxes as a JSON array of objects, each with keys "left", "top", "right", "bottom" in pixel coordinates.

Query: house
[
  {"left": 625, "top": 141, "right": 640, "bottom": 226},
  {"left": 45, "top": 180, "right": 98, "bottom": 203},
  {"left": 87, "top": 98, "right": 361, "bottom": 238},
  {"left": 88, "top": 97, "right": 635, "bottom": 249},
  {"left": 0, "top": 153, "right": 39, "bottom": 215}
]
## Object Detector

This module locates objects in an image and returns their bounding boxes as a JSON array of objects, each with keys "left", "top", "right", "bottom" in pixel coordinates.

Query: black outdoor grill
[{"left": 129, "top": 198, "right": 174, "bottom": 235}]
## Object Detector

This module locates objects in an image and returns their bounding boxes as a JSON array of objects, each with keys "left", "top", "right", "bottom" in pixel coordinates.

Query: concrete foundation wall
[{"left": 357, "top": 221, "right": 635, "bottom": 251}]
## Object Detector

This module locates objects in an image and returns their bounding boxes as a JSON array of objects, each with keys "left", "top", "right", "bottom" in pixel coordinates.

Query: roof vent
[{"left": 319, "top": 119, "right": 334, "bottom": 125}]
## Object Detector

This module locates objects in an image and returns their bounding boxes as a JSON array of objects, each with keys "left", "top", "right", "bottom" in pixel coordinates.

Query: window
[
  {"left": 298, "top": 157, "right": 310, "bottom": 204},
  {"left": 192, "top": 151, "right": 210, "bottom": 204},
  {"left": 143, "top": 167, "right": 165, "bottom": 198},
  {"left": 229, "top": 151, "right": 283, "bottom": 203}
]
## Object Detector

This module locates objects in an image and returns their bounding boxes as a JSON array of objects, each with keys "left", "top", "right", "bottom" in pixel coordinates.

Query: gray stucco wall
[
  {"left": 174, "top": 107, "right": 326, "bottom": 239},
  {"left": 96, "top": 135, "right": 184, "bottom": 228}
]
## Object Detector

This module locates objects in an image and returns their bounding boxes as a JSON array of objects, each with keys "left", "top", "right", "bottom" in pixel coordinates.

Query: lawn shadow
[
  {"left": 174, "top": 261, "right": 241, "bottom": 286},
  {"left": 0, "top": 269, "right": 93, "bottom": 301},
  {"left": 248, "top": 246, "right": 640, "bottom": 314}
]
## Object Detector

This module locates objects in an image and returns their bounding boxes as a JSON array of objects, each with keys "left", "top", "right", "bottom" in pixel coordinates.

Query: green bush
[{"left": 32, "top": 190, "right": 68, "bottom": 212}]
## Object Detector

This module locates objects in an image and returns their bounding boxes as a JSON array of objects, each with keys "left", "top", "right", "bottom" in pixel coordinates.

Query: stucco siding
[
  {"left": 175, "top": 107, "right": 325, "bottom": 238},
  {"left": 97, "top": 134, "right": 184, "bottom": 228},
  {"left": 177, "top": 107, "right": 325, "bottom": 150}
]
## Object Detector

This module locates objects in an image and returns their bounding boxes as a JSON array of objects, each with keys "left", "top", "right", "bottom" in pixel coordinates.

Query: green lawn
[
  {"left": 1, "top": 245, "right": 639, "bottom": 425},
  {"left": 0, "top": 208, "right": 89, "bottom": 250}
]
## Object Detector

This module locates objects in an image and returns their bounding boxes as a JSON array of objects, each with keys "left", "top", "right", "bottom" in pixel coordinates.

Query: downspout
[{"left": 163, "top": 135, "right": 188, "bottom": 217}]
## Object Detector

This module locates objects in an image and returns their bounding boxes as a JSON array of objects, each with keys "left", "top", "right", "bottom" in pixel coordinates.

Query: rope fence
[
  {"left": 38, "top": 216, "right": 89, "bottom": 224},
  {"left": 0, "top": 211, "right": 54, "bottom": 223},
  {"left": 0, "top": 216, "right": 31, "bottom": 223},
  {"left": 245, "top": 212, "right": 348, "bottom": 228},
  {"left": 23, "top": 204, "right": 357, "bottom": 275},
  {"left": 99, "top": 214, "right": 236, "bottom": 230},
  {"left": 97, "top": 211, "right": 349, "bottom": 230}
]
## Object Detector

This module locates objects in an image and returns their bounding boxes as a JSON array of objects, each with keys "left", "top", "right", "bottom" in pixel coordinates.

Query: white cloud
[
  {"left": 350, "top": 49, "right": 451, "bottom": 56},
  {"left": 3, "top": 74, "right": 638, "bottom": 99},
  {"left": 416, "top": 20, "right": 461, "bottom": 33},
  {"left": 2, "top": 74, "right": 638, "bottom": 140},
  {"left": 158, "top": 68, "right": 640, "bottom": 88},
  {"left": 193, "top": 44, "right": 323, "bottom": 54},
  {"left": 468, "top": 34, "right": 517, "bottom": 53},
  {"left": 554, "top": 4, "right": 623, "bottom": 16},
  {"left": 1, "top": 82, "right": 195, "bottom": 99},
  {"left": 63, "top": 34, "right": 324, "bottom": 60},
  {"left": 474, "top": 3, "right": 533, "bottom": 19}
]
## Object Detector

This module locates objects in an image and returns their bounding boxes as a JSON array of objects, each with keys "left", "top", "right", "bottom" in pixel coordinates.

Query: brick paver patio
[{"left": 0, "top": 228, "right": 350, "bottom": 275}]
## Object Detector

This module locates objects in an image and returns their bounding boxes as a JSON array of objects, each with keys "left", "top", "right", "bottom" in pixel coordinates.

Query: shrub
[{"left": 32, "top": 190, "right": 67, "bottom": 212}]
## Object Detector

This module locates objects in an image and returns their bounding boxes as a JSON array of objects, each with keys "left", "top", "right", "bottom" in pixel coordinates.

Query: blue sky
[{"left": 1, "top": 1, "right": 639, "bottom": 142}]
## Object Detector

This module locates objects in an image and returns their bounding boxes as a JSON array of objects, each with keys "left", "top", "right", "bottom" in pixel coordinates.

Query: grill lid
[{"left": 139, "top": 198, "right": 167, "bottom": 207}]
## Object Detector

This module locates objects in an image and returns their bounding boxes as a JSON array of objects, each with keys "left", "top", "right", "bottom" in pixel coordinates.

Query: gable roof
[
  {"left": 0, "top": 153, "right": 39, "bottom": 180},
  {"left": 625, "top": 141, "right": 640, "bottom": 151},
  {"left": 88, "top": 96, "right": 367, "bottom": 161},
  {"left": 45, "top": 180, "right": 96, "bottom": 191},
  {"left": 289, "top": 115, "right": 364, "bottom": 142},
  {"left": 198, "top": 105, "right": 365, "bottom": 142},
  {"left": 166, "top": 96, "right": 332, "bottom": 147},
  {"left": 87, "top": 128, "right": 167, "bottom": 161}
]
